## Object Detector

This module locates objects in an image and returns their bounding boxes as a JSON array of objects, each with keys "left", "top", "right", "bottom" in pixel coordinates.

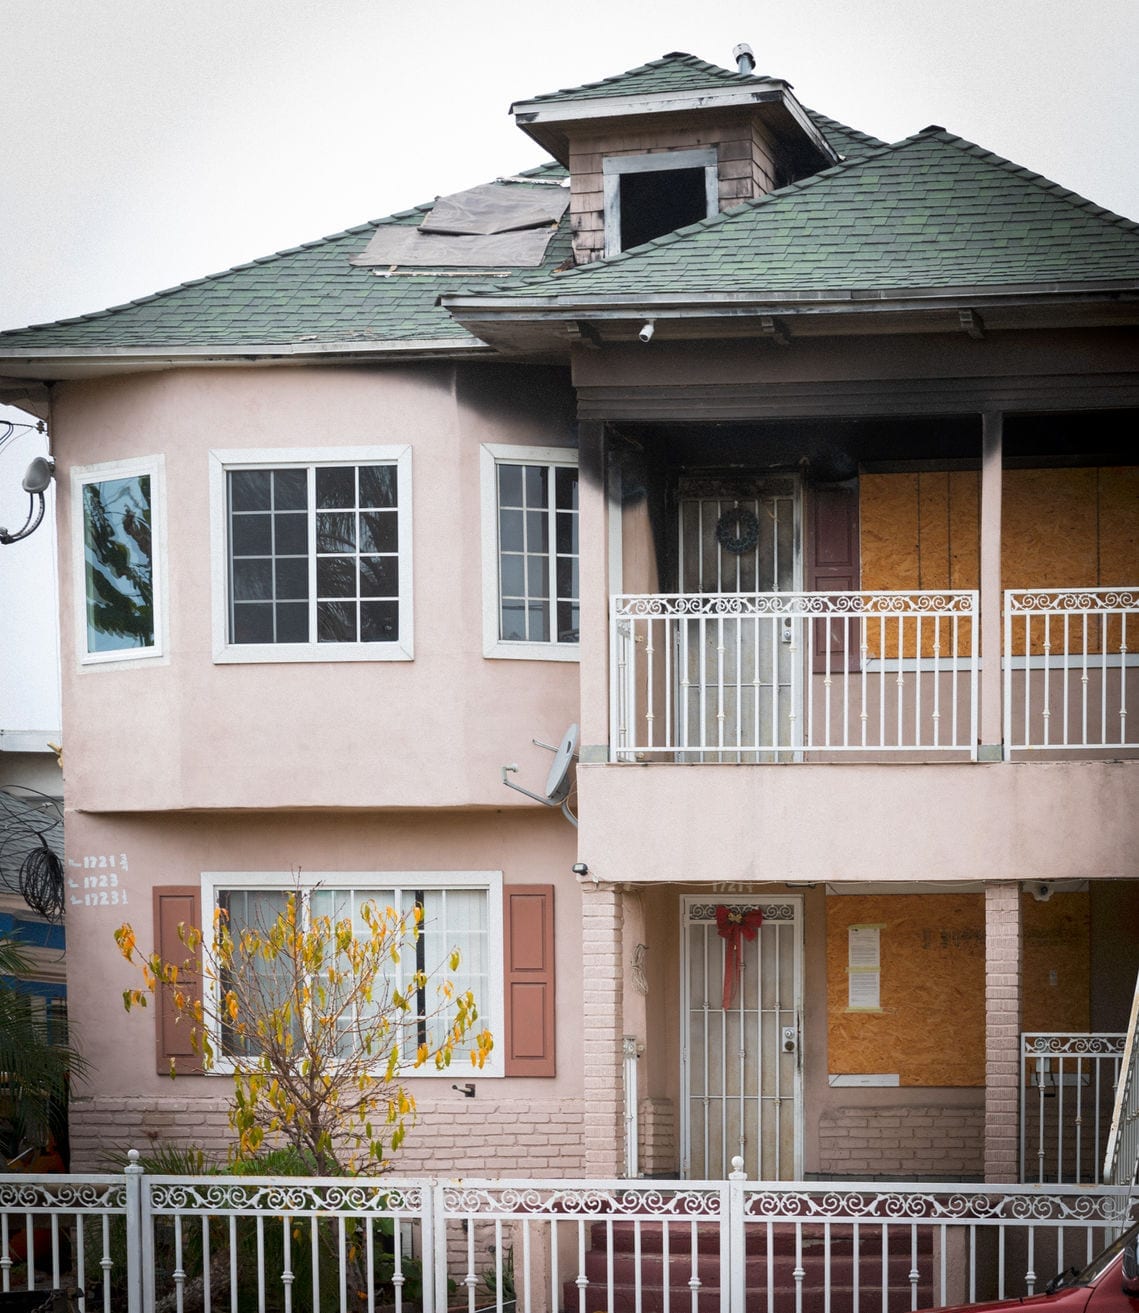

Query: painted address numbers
[{"left": 68, "top": 854, "right": 131, "bottom": 909}]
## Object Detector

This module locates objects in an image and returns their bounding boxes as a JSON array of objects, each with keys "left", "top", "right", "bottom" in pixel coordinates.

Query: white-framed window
[
  {"left": 480, "top": 444, "right": 579, "bottom": 661},
  {"left": 209, "top": 447, "right": 412, "bottom": 662},
  {"left": 201, "top": 870, "right": 504, "bottom": 1079},
  {"left": 72, "top": 455, "right": 166, "bottom": 666},
  {"left": 603, "top": 148, "right": 719, "bottom": 256}
]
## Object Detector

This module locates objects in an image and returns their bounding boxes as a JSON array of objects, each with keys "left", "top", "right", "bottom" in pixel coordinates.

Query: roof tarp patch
[
  {"left": 420, "top": 182, "right": 568, "bottom": 235},
  {"left": 351, "top": 181, "right": 568, "bottom": 268}
]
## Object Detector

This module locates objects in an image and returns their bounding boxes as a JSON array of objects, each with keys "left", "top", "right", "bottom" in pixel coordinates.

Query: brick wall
[
  {"left": 638, "top": 1096, "right": 678, "bottom": 1176},
  {"left": 69, "top": 1094, "right": 587, "bottom": 1176},
  {"left": 985, "top": 883, "right": 1022, "bottom": 1182},
  {"left": 817, "top": 1104, "right": 985, "bottom": 1179},
  {"left": 581, "top": 883, "right": 626, "bottom": 1176}
]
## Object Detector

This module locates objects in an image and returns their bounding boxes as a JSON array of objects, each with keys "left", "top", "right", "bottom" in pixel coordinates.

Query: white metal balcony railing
[
  {"left": 1005, "top": 589, "right": 1138, "bottom": 753},
  {"left": 1020, "top": 1033, "right": 1126, "bottom": 1185},
  {"left": 611, "top": 591, "right": 979, "bottom": 762},
  {"left": 2, "top": 1158, "right": 1135, "bottom": 1313}
]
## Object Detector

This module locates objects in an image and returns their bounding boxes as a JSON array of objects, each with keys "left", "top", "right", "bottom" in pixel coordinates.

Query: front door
[
  {"left": 677, "top": 477, "right": 801, "bottom": 760},
  {"left": 680, "top": 896, "right": 803, "bottom": 1180}
]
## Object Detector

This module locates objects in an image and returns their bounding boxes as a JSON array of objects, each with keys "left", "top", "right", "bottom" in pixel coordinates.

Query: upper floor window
[
  {"left": 603, "top": 148, "right": 718, "bottom": 256},
  {"left": 72, "top": 455, "right": 165, "bottom": 666},
  {"left": 480, "top": 444, "right": 579, "bottom": 661},
  {"left": 210, "top": 446, "right": 412, "bottom": 663}
]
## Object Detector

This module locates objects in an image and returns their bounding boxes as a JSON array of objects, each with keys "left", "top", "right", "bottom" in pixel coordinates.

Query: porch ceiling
[{"left": 607, "top": 408, "right": 1139, "bottom": 476}]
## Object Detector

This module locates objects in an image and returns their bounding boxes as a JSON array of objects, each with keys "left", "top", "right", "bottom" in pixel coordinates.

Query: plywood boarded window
[
  {"left": 859, "top": 466, "right": 1138, "bottom": 656},
  {"left": 826, "top": 893, "right": 986, "bottom": 1087}
]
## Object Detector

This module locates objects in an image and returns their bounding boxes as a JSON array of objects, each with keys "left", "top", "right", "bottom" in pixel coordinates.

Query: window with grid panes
[
  {"left": 208, "top": 874, "right": 500, "bottom": 1074},
  {"left": 496, "top": 460, "right": 578, "bottom": 645},
  {"left": 212, "top": 447, "right": 411, "bottom": 659}
]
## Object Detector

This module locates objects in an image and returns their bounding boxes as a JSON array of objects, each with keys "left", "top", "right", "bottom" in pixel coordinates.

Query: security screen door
[
  {"left": 677, "top": 478, "right": 800, "bottom": 761},
  {"left": 681, "top": 897, "right": 803, "bottom": 1180}
]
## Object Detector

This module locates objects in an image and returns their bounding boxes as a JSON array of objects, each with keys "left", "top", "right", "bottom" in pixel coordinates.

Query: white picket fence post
[
  {"left": 122, "top": 1148, "right": 145, "bottom": 1313},
  {"left": 727, "top": 1155, "right": 747, "bottom": 1313}
]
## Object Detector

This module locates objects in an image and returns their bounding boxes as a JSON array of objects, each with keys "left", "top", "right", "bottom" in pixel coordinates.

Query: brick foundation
[
  {"left": 818, "top": 1104, "right": 985, "bottom": 1179},
  {"left": 69, "top": 1094, "right": 587, "bottom": 1176}
]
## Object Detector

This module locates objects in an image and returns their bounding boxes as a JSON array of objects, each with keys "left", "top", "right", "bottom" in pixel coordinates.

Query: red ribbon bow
[{"left": 715, "top": 905, "right": 764, "bottom": 1009}]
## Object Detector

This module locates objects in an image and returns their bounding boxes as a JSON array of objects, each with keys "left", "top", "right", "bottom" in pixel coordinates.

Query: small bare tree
[{"left": 115, "top": 884, "right": 491, "bottom": 1174}]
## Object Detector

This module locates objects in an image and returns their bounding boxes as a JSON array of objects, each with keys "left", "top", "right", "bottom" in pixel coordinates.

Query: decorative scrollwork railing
[
  {"left": 1005, "top": 587, "right": 1138, "bottom": 751},
  {"left": 612, "top": 590, "right": 979, "bottom": 761}
]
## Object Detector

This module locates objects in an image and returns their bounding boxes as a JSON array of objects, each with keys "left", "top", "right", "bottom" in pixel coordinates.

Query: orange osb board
[
  {"left": 1020, "top": 890, "right": 1090, "bottom": 1034},
  {"left": 861, "top": 468, "right": 1133, "bottom": 593},
  {"left": 1098, "top": 468, "right": 1139, "bottom": 584},
  {"left": 1002, "top": 469, "right": 1098, "bottom": 590},
  {"left": 860, "top": 474, "right": 920, "bottom": 592},
  {"left": 860, "top": 468, "right": 1132, "bottom": 657},
  {"left": 827, "top": 893, "right": 985, "bottom": 1087}
]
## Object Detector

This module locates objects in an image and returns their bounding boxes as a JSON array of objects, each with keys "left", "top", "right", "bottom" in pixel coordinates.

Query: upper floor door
[{"left": 677, "top": 476, "right": 802, "bottom": 760}]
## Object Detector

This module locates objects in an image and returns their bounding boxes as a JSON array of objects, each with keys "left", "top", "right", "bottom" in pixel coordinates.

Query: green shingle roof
[
  {"left": 453, "top": 131, "right": 1139, "bottom": 305},
  {"left": 804, "top": 109, "right": 887, "bottom": 159},
  {"left": 0, "top": 167, "right": 570, "bottom": 352},
  {"left": 515, "top": 50, "right": 780, "bottom": 106}
]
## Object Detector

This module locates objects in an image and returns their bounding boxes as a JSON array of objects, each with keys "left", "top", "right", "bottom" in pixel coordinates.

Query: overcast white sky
[
  {"left": 1, "top": 0, "right": 1137, "bottom": 736},
  {"left": 2, "top": 0, "right": 1137, "bottom": 335}
]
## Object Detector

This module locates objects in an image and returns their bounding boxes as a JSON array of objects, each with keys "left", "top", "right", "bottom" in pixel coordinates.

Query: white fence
[
  {"left": 1, "top": 1158, "right": 1135, "bottom": 1313},
  {"left": 611, "top": 591, "right": 979, "bottom": 762},
  {"left": 1020, "top": 1033, "right": 1126, "bottom": 1184},
  {"left": 1004, "top": 589, "right": 1138, "bottom": 753}
]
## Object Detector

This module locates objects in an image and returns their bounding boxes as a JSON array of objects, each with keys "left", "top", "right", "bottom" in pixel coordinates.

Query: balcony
[{"left": 610, "top": 588, "right": 1138, "bottom": 763}]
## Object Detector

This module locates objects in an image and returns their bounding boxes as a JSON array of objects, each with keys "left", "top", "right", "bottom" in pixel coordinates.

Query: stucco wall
[
  {"left": 52, "top": 362, "right": 580, "bottom": 812},
  {"left": 578, "top": 760, "right": 1139, "bottom": 885},
  {"left": 63, "top": 806, "right": 583, "bottom": 1171}
]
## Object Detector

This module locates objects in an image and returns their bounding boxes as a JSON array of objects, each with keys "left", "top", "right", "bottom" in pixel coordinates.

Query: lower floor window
[{"left": 208, "top": 873, "right": 500, "bottom": 1075}]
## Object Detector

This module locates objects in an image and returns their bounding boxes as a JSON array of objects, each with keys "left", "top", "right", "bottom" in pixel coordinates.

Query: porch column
[
  {"left": 984, "top": 881, "right": 1021, "bottom": 1182},
  {"left": 580, "top": 878, "right": 626, "bottom": 1176},
  {"left": 979, "top": 411, "right": 1003, "bottom": 758},
  {"left": 577, "top": 418, "right": 610, "bottom": 765}
]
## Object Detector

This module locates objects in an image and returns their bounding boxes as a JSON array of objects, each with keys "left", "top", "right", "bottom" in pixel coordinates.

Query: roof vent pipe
[{"left": 733, "top": 43, "right": 755, "bottom": 75}]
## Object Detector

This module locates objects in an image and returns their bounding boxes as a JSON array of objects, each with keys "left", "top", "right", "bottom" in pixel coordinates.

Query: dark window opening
[{"left": 620, "top": 167, "right": 708, "bottom": 250}]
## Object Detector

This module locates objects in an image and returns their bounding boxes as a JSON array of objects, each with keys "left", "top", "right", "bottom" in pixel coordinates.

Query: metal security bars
[
  {"left": 612, "top": 591, "right": 979, "bottom": 762},
  {"left": 1004, "top": 589, "right": 1138, "bottom": 753},
  {"left": 1020, "top": 1033, "right": 1126, "bottom": 1184},
  {"left": 2, "top": 1161, "right": 1135, "bottom": 1313}
]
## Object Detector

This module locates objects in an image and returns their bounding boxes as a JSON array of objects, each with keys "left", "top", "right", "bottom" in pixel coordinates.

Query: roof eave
[
  {"left": 442, "top": 283, "right": 1139, "bottom": 356},
  {"left": 445, "top": 280, "right": 1139, "bottom": 316},
  {"left": 0, "top": 335, "right": 497, "bottom": 383},
  {"left": 512, "top": 80, "right": 837, "bottom": 169}
]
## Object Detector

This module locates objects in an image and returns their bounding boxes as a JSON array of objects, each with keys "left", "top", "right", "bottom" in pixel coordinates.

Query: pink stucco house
[{"left": 0, "top": 47, "right": 1136, "bottom": 1185}]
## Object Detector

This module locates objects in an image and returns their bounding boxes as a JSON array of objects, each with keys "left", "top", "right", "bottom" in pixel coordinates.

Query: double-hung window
[
  {"left": 203, "top": 871, "right": 503, "bottom": 1077},
  {"left": 480, "top": 444, "right": 578, "bottom": 660},
  {"left": 210, "top": 447, "right": 412, "bottom": 661},
  {"left": 72, "top": 455, "right": 166, "bottom": 665}
]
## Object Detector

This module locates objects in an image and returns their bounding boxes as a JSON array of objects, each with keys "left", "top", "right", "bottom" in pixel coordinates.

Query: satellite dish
[
  {"left": 545, "top": 723, "right": 579, "bottom": 803},
  {"left": 501, "top": 723, "right": 580, "bottom": 826}
]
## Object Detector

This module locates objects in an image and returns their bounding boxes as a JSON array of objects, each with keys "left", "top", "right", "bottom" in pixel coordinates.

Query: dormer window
[{"left": 603, "top": 148, "right": 718, "bottom": 256}]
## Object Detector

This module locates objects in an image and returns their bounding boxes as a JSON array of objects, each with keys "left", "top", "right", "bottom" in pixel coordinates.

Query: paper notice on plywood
[{"left": 848, "top": 924, "right": 881, "bottom": 1010}]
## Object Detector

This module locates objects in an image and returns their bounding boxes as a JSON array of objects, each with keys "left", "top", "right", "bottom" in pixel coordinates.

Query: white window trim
[
  {"left": 209, "top": 446, "right": 413, "bottom": 663},
  {"left": 480, "top": 443, "right": 579, "bottom": 662},
  {"left": 602, "top": 147, "right": 719, "bottom": 257},
  {"left": 71, "top": 454, "right": 168, "bottom": 669},
  {"left": 200, "top": 869, "right": 504, "bottom": 1079}
]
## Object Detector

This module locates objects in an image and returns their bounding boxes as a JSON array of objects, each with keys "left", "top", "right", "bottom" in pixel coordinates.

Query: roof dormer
[{"left": 511, "top": 49, "right": 838, "bottom": 264}]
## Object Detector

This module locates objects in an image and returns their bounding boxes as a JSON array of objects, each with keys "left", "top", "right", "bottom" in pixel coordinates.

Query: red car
[{"left": 931, "top": 1224, "right": 1139, "bottom": 1313}]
